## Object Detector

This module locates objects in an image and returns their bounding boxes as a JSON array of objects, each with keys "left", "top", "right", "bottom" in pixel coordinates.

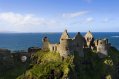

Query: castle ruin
[
  {"left": 94, "top": 38, "right": 110, "bottom": 57},
  {"left": 42, "top": 30, "right": 110, "bottom": 58}
]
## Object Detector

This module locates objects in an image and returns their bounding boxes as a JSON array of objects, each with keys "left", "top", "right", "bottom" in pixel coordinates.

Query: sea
[{"left": 0, "top": 32, "right": 119, "bottom": 52}]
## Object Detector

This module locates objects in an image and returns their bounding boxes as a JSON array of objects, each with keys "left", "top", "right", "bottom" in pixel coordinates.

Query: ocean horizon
[{"left": 0, "top": 32, "right": 119, "bottom": 51}]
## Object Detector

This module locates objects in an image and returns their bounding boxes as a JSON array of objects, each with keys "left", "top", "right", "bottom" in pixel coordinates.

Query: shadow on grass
[{"left": 0, "top": 61, "right": 30, "bottom": 79}]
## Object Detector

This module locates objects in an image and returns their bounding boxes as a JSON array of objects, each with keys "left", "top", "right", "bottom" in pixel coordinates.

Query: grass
[
  {"left": 0, "top": 62, "right": 29, "bottom": 79},
  {"left": 0, "top": 47, "right": 119, "bottom": 79},
  {"left": 17, "top": 50, "right": 74, "bottom": 79}
]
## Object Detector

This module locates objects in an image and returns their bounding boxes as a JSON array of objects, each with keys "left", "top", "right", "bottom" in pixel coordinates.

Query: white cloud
[
  {"left": 62, "top": 11, "right": 88, "bottom": 18},
  {"left": 0, "top": 12, "right": 56, "bottom": 27},
  {"left": 85, "top": 17, "right": 94, "bottom": 23}
]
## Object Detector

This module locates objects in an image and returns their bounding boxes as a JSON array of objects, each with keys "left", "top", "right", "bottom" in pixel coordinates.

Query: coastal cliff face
[{"left": 16, "top": 46, "right": 119, "bottom": 79}]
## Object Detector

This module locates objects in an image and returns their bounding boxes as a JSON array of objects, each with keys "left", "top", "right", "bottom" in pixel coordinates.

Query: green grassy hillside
[
  {"left": 17, "top": 51, "right": 74, "bottom": 79},
  {"left": 0, "top": 47, "right": 119, "bottom": 79}
]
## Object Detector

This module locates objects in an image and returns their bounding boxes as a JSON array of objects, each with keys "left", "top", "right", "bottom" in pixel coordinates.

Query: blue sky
[{"left": 0, "top": 0, "right": 118, "bottom": 32}]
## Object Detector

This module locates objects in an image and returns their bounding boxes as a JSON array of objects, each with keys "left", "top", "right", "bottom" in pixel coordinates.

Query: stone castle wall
[
  {"left": 96, "top": 39, "right": 109, "bottom": 56},
  {"left": 42, "top": 30, "right": 110, "bottom": 58},
  {"left": 42, "top": 30, "right": 84, "bottom": 57}
]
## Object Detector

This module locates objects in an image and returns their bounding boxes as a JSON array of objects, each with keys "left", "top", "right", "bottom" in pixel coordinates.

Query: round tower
[
  {"left": 60, "top": 29, "right": 70, "bottom": 52},
  {"left": 42, "top": 37, "right": 49, "bottom": 51},
  {"left": 59, "top": 29, "right": 71, "bottom": 57},
  {"left": 59, "top": 39, "right": 71, "bottom": 57}
]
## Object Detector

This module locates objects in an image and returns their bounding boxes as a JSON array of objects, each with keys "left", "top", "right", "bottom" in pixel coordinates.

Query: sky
[{"left": 0, "top": 0, "right": 118, "bottom": 32}]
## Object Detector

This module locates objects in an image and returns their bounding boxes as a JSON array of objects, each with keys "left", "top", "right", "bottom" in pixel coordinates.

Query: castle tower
[
  {"left": 74, "top": 32, "right": 84, "bottom": 57},
  {"left": 59, "top": 29, "right": 71, "bottom": 57},
  {"left": 96, "top": 38, "right": 109, "bottom": 57},
  {"left": 84, "top": 31, "right": 94, "bottom": 48},
  {"left": 42, "top": 37, "right": 49, "bottom": 51},
  {"left": 60, "top": 29, "right": 69, "bottom": 41}
]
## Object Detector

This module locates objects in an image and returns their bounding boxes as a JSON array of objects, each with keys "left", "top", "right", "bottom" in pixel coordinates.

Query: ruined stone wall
[
  {"left": 96, "top": 39, "right": 109, "bottom": 56},
  {"left": 84, "top": 31, "right": 94, "bottom": 48},
  {"left": 49, "top": 44, "right": 59, "bottom": 52},
  {"left": 58, "top": 39, "right": 73, "bottom": 57},
  {"left": 73, "top": 34, "right": 84, "bottom": 57}
]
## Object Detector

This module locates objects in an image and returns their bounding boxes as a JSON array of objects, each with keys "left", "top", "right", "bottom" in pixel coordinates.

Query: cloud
[
  {"left": 85, "top": 17, "right": 94, "bottom": 23},
  {"left": 62, "top": 11, "right": 88, "bottom": 18},
  {"left": 82, "top": 17, "right": 94, "bottom": 24},
  {"left": 0, "top": 12, "right": 56, "bottom": 27}
]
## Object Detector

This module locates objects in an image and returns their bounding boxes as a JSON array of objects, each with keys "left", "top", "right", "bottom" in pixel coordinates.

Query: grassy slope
[
  {"left": 0, "top": 62, "right": 29, "bottom": 79},
  {"left": 17, "top": 47, "right": 119, "bottom": 79},
  {"left": 17, "top": 51, "right": 74, "bottom": 79},
  {"left": 0, "top": 47, "right": 119, "bottom": 79}
]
